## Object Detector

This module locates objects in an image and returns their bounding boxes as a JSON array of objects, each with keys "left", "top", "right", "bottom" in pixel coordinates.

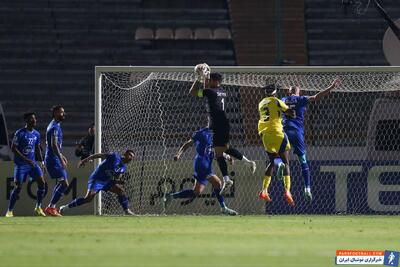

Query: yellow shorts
[{"left": 261, "top": 131, "right": 291, "bottom": 154}]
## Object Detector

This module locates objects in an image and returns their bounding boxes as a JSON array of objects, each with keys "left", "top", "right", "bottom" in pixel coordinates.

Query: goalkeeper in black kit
[{"left": 189, "top": 63, "right": 257, "bottom": 192}]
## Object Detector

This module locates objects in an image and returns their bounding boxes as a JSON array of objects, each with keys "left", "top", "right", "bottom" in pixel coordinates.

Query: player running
[
  {"left": 44, "top": 105, "right": 69, "bottom": 216},
  {"left": 60, "top": 150, "right": 135, "bottom": 215},
  {"left": 5, "top": 112, "right": 46, "bottom": 217},
  {"left": 190, "top": 64, "right": 256, "bottom": 192},
  {"left": 282, "top": 78, "right": 339, "bottom": 201},
  {"left": 163, "top": 127, "right": 238, "bottom": 216},
  {"left": 258, "top": 84, "right": 295, "bottom": 206}
]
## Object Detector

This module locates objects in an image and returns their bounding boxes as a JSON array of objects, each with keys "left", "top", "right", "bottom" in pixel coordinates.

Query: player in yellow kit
[{"left": 258, "top": 84, "right": 295, "bottom": 206}]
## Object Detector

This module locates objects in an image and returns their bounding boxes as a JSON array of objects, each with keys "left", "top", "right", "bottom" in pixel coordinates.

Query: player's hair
[
  {"left": 263, "top": 83, "right": 281, "bottom": 96},
  {"left": 51, "top": 105, "right": 63, "bottom": 117},
  {"left": 23, "top": 112, "right": 35, "bottom": 121},
  {"left": 125, "top": 149, "right": 135, "bottom": 157},
  {"left": 209, "top": 72, "right": 223, "bottom": 82}
]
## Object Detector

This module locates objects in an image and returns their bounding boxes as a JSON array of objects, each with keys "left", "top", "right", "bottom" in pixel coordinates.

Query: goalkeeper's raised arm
[{"left": 189, "top": 63, "right": 210, "bottom": 97}]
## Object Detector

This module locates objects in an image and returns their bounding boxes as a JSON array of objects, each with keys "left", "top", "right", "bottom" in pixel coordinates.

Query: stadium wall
[{"left": 0, "top": 161, "right": 93, "bottom": 216}]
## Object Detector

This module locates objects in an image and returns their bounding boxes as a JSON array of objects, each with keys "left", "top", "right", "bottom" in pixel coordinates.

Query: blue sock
[
  {"left": 50, "top": 183, "right": 67, "bottom": 206},
  {"left": 301, "top": 162, "right": 311, "bottom": 189},
  {"left": 8, "top": 187, "right": 21, "bottom": 211},
  {"left": 36, "top": 183, "right": 45, "bottom": 208},
  {"left": 67, "top": 197, "right": 85, "bottom": 208},
  {"left": 171, "top": 189, "right": 195, "bottom": 199},
  {"left": 213, "top": 188, "right": 226, "bottom": 208},
  {"left": 118, "top": 195, "right": 129, "bottom": 211},
  {"left": 274, "top": 157, "right": 283, "bottom": 168}
]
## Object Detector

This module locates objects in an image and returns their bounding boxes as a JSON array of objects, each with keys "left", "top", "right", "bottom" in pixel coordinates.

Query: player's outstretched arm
[
  {"left": 308, "top": 78, "right": 340, "bottom": 102},
  {"left": 174, "top": 139, "right": 193, "bottom": 161},
  {"left": 78, "top": 153, "right": 107, "bottom": 168}
]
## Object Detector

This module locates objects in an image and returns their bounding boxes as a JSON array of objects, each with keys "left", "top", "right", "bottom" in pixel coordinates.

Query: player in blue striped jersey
[
  {"left": 60, "top": 150, "right": 135, "bottom": 215},
  {"left": 5, "top": 112, "right": 46, "bottom": 217},
  {"left": 163, "top": 127, "right": 237, "bottom": 215},
  {"left": 282, "top": 78, "right": 339, "bottom": 201}
]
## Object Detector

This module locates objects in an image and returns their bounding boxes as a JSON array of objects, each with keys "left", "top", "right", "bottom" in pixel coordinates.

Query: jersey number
[
  {"left": 263, "top": 106, "right": 270, "bottom": 121},
  {"left": 221, "top": 98, "right": 225, "bottom": 111},
  {"left": 288, "top": 104, "right": 297, "bottom": 117}
]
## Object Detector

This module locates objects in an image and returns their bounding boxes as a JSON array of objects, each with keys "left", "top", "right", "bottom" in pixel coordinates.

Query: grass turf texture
[{"left": 0, "top": 215, "right": 398, "bottom": 267}]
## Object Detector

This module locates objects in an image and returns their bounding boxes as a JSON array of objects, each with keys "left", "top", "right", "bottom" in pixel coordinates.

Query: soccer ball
[{"left": 194, "top": 63, "right": 210, "bottom": 81}]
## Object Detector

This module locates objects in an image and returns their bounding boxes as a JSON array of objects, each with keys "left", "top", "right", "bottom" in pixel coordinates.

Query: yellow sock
[
  {"left": 262, "top": 176, "right": 271, "bottom": 191},
  {"left": 283, "top": 175, "right": 291, "bottom": 192}
]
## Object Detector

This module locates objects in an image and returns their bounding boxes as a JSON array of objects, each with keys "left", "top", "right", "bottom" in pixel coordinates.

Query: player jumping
[
  {"left": 282, "top": 78, "right": 340, "bottom": 201},
  {"left": 44, "top": 105, "right": 68, "bottom": 216},
  {"left": 60, "top": 150, "right": 135, "bottom": 215},
  {"left": 190, "top": 64, "right": 256, "bottom": 192},
  {"left": 163, "top": 127, "right": 238, "bottom": 215},
  {"left": 5, "top": 112, "right": 46, "bottom": 217},
  {"left": 258, "top": 84, "right": 295, "bottom": 206}
]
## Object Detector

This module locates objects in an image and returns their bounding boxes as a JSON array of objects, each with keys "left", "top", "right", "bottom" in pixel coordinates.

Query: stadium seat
[
  {"left": 155, "top": 28, "right": 174, "bottom": 40},
  {"left": 194, "top": 28, "right": 212, "bottom": 40},
  {"left": 174, "top": 27, "right": 193, "bottom": 40},
  {"left": 213, "top": 28, "right": 232, "bottom": 40},
  {"left": 135, "top": 27, "right": 154, "bottom": 40}
]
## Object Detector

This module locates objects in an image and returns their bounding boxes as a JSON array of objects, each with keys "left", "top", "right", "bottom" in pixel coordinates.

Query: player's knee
[
  {"left": 114, "top": 186, "right": 125, "bottom": 196},
  {"left": 14, "top": 183, "right": 22, "bottom": 191},
  {"left": 84, "top": 194, "right": 95, "bottom": 203},
  {"left": 59, "top": 180, "right": 68, "bottom": 188},
  {"left": 37, "top": 177, "right": 45, "bottom": 187},
  {"left": 284, "top": 165, "right": 290, "bottom": 176},
  {"left": 298, "top": 154, "right": 307, "bottom": 164}
]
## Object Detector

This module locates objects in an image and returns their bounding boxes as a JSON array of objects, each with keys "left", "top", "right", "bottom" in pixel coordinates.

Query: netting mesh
[{"left": 98, "top": 68, "right": 400, "bottom": 215}]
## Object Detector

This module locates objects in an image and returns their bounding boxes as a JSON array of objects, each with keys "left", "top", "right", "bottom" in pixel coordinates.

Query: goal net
[{"left": 95, "top": 66, "right": 400, "bottom": 215}]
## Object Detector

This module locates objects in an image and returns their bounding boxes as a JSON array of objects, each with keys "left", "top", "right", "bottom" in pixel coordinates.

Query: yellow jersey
[{"left": 258, "top": 96, "right": 289, "bottom": 134}]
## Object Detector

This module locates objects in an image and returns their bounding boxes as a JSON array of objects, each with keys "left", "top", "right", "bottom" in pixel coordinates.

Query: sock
[
  {"left": 301, "top": 162, "right": 311, "bottom": 191},
  {"left": 118, "top": 195, "right": 129, "bottom": 211},
  {"left": 299, "top": 154, "right": 311, "bottom": 192},
  {"left": 36, "top": 183, "right": 45, "bottom": 208},
  {"left": 223, "top": 175, "right": 231, "bottom": 182},
  {"left": 171, "top": 189, "right": 195, "bottom": 199},
  {"left": 50, "top": 183, "right": 67, "bottom": 206},
  {"left": 273, "top": 157, "right": 283, "bottom": 168},
  {"left": 241, "top": 155, "right": 252, "bottom": 164},
  {"left": 225, "top": 148, "right": 243, "bottom": 160},
  {"left": 8, "top": 187, "right": 21, "bottom": 211},
  {"left": 66, "top": 197, "right": 85, "bottom": 209},
  {"left": 213, "top": 188, "right": 226, "bottom": 208},
  {"left": 262, "top": 176, "right": 272, "bottom": 191},
  {"left": 217, "top": 156, "right": 228, "bottom": 177},
  {"left": 283, "top": 175, "right": 291, "bottom": 192}
]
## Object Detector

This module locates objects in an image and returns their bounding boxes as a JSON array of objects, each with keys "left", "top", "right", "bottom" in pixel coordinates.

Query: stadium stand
[
  {"left": 0, "top": 0, "right": 235, "bottom": 145},
  {"left": 305, "top": 0, "right": 400, "bottom": 65}
]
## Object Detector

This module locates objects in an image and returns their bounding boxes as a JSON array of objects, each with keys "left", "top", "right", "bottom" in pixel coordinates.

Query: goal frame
[{"left": 94, "top": 65, "right": 400, "bottom": 215}]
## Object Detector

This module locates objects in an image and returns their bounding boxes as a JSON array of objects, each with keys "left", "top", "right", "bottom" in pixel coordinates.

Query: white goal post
[{"left": 95, "top": 66, "right": 400, "bottom": 216}]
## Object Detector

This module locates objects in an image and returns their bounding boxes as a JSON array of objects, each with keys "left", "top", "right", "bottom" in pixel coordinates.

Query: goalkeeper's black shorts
[{"left": 211, "top": 122, "right": 230, "bottom": 147}]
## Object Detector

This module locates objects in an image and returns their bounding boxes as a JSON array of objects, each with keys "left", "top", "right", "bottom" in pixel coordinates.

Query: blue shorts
[
  {"left": 285, "top": 127, "right": 306, "bottom": 157},
  {"left": 193, "top": 156, "right": 214, "bottom": 186},
  {"left": 88, "top": 179, "right": 115, "bottom": 193},
  {"left": 46, "top": 162, "right": 68, "bottom": 180},
  {"left": 14, "top": 164, "right": 43, "bottom": 183}
]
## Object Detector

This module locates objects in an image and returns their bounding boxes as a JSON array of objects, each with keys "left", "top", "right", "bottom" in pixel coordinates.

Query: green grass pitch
[{"left": 0, "top": 215, "right": 398, "bottom": 267}]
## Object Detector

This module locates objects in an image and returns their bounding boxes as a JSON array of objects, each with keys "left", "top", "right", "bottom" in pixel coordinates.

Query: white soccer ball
[{"left": 194, "top": 63, "right": 210, "bottom": 80}]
